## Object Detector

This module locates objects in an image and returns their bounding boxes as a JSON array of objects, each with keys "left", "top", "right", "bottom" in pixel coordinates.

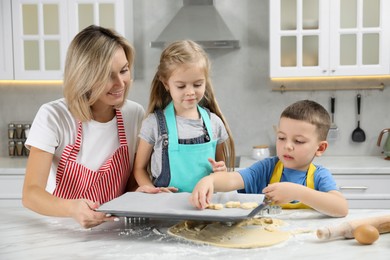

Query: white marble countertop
[
  {"left": 0, "top": 206, "right": 389, "bottom": 259},
  {"left": 0, "top": 157, "right": 27, "bottom": 174},
  {"left": 239, "top": 156, "right": 390, "bottom": 174}
]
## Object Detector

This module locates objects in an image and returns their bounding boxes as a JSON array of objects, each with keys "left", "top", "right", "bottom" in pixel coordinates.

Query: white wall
[{"left": 1, "top": 0, "right": 389, "bottom": 158}]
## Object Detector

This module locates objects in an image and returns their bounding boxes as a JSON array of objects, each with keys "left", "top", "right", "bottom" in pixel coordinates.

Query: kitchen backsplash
[{"left": 1, "top": 0, "right": 389, "bottom": 158}]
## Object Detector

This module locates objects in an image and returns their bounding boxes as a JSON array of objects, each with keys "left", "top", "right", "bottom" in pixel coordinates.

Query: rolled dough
[{"left": 168, "top": 218, "right": 290, "bottom": 248}]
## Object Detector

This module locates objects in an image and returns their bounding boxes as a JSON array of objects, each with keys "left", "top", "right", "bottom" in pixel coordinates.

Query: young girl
[{"left": 134, "top": 40, "right": 235, "bottom": 193}]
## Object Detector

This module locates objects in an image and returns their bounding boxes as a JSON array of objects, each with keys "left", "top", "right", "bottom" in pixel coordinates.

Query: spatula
[
  {"left": 351, "top": 94, "right": 366, "bottom": 142},
  {"left": 328, "top": 96, "right": 338, "bottom": 142}
]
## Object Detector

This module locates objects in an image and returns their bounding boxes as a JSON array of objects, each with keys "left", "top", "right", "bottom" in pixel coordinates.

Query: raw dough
[
  {"left": 241, "top": 202, "right": 259, "bottom": 209},
  {"left": 206, "top": 203, "right": 223, "bottom": 210},
  {"left": 168, "top": 218, "right": 290, "bottom": 248},
  {"left": 225, "top": 201, "right": 241, "bottom": 208}
]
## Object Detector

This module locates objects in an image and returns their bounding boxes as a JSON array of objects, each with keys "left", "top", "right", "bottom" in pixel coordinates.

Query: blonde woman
[
  {"left": 23, "top": 25, "right": 144, "bottom": 228},
  {"left": 134, "top": 40, "right": 235, "bottom": 193}
]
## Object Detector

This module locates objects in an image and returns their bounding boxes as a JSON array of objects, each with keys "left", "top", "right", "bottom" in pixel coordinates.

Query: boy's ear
[{"left": 315, "top": 141, "right": 328, "bottom": 157}]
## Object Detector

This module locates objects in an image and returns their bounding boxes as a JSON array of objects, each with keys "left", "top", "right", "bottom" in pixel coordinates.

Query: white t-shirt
[{"left": 25, "top": 98, "right": 145, "bottom": 193}]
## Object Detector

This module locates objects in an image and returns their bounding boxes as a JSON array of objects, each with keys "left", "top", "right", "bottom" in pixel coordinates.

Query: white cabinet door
[
  {"left": 329, "top": 0, "right": 390, "bottom": 76},
  {"left": 270, "top": 0, "right": 390, "bottom": 78},
  {"left": 270, "top": 0, "right": 330, "bottom": 78},
  {"left": 0, "top": 0, "right": 14, "bottom": 80},
  {"left": 67, "top": 0, "right": 125, "bottom": 41},
  {"left": 11, "top": 0, "right": 68, "bottom": 80},
  {"left": 9, "top": 0, "right": 124, "bottom": 80}
]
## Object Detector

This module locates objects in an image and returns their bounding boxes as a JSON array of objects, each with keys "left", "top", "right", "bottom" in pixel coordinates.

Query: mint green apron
[{"left": 165, "top": 102, "right": 217, "bottom": 192}]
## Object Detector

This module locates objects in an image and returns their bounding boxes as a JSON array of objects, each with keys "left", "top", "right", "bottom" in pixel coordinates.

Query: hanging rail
[{"left": 272, "top": 83, "right": 385, "bottom": 93}]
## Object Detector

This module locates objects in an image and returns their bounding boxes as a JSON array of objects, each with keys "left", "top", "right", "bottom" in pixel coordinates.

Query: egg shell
[{"left": 353, "top": 224, "right": 380, "bottom": 245}]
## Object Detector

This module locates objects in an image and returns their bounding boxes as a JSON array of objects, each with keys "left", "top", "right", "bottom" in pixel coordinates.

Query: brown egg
[{"left": 353, "top": 224, "right": 380, "bottom": 245}]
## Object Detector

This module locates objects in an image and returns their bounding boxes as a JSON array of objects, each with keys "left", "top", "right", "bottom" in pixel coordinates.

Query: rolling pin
[{"left": 316, "top": 215, "right": 390, "bottom": 240}]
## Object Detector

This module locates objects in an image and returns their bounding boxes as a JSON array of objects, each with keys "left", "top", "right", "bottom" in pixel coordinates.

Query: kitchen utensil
[
  {"left": 317, "top": 214, "right": 390, "bottom": 240},
  {"left": 327, "top": 96, "right": 338, "bottom": 142},
  {"left": 247, "top": 197, "right": 272, "bottom": 218},
  {"left": 351, "top": 94, "right": 366, "bottom": 142},
  {"left": 377, "top": 128, "right": 390, "bottom": 160},
  {"left": 97, "top": 191, "right": 265, "bottom": 222}
]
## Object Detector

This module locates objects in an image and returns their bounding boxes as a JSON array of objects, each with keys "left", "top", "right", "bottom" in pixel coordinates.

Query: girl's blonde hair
[
  {"left": 148, "top": 40, "right": 235, "bottom": 169},
  {"left": 63, "top": 25, "right": 135, "bottom": 121}
]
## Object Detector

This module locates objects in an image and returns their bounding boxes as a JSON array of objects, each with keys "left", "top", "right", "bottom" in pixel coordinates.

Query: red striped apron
[{"left": 53, "top": 109, "right": 130, "bottom": 204}]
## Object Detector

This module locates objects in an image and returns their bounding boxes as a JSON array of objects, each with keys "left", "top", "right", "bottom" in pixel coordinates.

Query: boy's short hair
[{"left": 281, "top": 100, "right": 331, "bottom": 141}]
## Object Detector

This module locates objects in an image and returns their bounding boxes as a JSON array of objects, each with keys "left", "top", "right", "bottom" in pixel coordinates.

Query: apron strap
[
  {"left": 115, "top": 109, "right": 127, "bottom": 146},
  {"left": 270, "top": 160, "right": 316, "bottom": 209},
  {"left": 164, "top": 102, "right": 214, "bottom": 150},
  {"left": 70, "top": 121, "right": 83, "bottom": 156}
]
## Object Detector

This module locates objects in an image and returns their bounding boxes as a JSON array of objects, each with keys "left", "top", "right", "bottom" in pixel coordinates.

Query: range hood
[{"left": 150, "top": 0, "right": 239, "bottom": 49}]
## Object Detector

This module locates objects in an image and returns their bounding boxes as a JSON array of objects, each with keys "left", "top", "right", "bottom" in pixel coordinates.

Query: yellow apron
[{"left": 269, "top": 160, "right": 316, "bottom": 209}]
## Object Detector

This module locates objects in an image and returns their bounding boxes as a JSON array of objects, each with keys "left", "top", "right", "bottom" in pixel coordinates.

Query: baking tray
[{"left": 97, "top": 191, "right": 265, "bottom": 222}]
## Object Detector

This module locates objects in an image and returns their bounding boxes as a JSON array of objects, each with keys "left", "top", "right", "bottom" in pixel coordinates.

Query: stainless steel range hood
[{"left": 150, "top": 0, "right": 239, "bottom": 49}]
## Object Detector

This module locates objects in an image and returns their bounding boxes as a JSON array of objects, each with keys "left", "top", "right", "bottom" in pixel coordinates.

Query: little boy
[{"left": 190, "top": 100, "right": 348, "bottom": 217}]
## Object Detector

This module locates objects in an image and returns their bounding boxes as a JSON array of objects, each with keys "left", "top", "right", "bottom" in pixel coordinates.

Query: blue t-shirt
[{"left": 238, "top": 156, "right": 338, "bottom": 194}]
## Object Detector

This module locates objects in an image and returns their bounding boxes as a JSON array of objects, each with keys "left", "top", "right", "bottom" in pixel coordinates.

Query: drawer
[
  {"left": 333, "top": 175, "right": 390, "bottom": 196},
  {"left": 333, "top": 174, "right": 390, "bottom": 209},
  {"left": 0, "top": 175, "right": 24, "bottom": 199}
]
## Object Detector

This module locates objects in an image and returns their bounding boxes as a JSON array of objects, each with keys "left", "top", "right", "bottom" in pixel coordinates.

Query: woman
[{"left": 23, "top": 25, "right": 144, "bottom": 228}]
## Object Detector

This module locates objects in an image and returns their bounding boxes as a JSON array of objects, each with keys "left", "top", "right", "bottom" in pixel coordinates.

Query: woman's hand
[
  {"left": 70, "top": 199, "right": 119, "bottom": 229},
  {"left": 208, "top": 158, "right": 227, "bottom": 172}
]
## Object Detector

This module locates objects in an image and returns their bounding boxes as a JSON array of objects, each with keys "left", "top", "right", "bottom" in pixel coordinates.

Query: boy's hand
[
  {"left": 208, "top": 158, "right": 227, "bottom": 172},
  {"left": 263, "top": 182, "right": 303, "bottom": 205},
  {"left": 190, "top": 176, "right": 215, "bottom": 209}
]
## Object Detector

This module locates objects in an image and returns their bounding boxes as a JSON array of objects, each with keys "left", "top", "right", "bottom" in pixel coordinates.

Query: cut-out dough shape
[
  {"left": 240, "top": 202, "right": 259, "bottom": 209},
  {"left": 168, "top": 218, "right": 290, "bottom": 249},
  {"left": 225, "top": 201, "right": 241, "bottom": 208}
]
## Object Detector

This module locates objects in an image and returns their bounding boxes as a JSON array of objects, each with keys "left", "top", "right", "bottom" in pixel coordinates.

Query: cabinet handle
[{"left": 339, "top": 186, "right": 368, "bottom": 190}]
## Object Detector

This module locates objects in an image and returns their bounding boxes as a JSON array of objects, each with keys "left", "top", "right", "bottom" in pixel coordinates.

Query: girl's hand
[
  {"left": 70, "top": 199, "right": 119, "bottom": 229},
  {"left": 208, "top": 158, "right": 227, "bottom": 172},
  {"left": 136, "top": 185, "right": 161, "bottom": 193},
  {"left": 158, "top": 187, "right": 179, "bottom": 193},
  {"left": 136, "top": 185, "right": 178, "bottom": 193}
]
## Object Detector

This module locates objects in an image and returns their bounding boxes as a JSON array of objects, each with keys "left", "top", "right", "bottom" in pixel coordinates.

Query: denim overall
[{"left": 154, "top": 102, "right": 217, "bottom": 192}]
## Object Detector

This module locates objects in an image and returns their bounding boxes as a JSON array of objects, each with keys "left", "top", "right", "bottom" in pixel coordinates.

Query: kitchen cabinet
[
  {"left": 0, "top": 0, "right": 13, "bottom": 79},
  {"left": 270, "top": 0, "right": 390, "bottom": 78},
  {"left": 334, "top": 174, "right": 390, "bottom": 209},
  {"left": 2, "top": 0, "right": 124, "bottom": 80},
  {"left": 0, "top": 158, "right": 26, "bottom": 207}
]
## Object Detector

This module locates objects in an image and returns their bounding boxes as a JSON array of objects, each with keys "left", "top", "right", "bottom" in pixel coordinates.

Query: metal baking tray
[{"left": 97, "top": 191, "right": 265, "bottom": 222}]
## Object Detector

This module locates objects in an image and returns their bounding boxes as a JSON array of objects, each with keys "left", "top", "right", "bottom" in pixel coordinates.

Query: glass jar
[{"left": 251, "top": 145, "right": 270, "bottom": 161}]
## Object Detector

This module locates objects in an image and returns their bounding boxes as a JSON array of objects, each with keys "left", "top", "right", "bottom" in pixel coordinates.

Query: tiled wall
[{"left": 1, "top": 0, "right": 389, "bottom": 158}]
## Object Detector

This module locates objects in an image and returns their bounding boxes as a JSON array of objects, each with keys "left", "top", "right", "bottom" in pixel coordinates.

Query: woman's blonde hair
[
  {"left": 63, "top": 25, "right": 135, "bottom": 121},
  {"left": 148, "top": 40, "right": 235, "bottom": 168}
]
